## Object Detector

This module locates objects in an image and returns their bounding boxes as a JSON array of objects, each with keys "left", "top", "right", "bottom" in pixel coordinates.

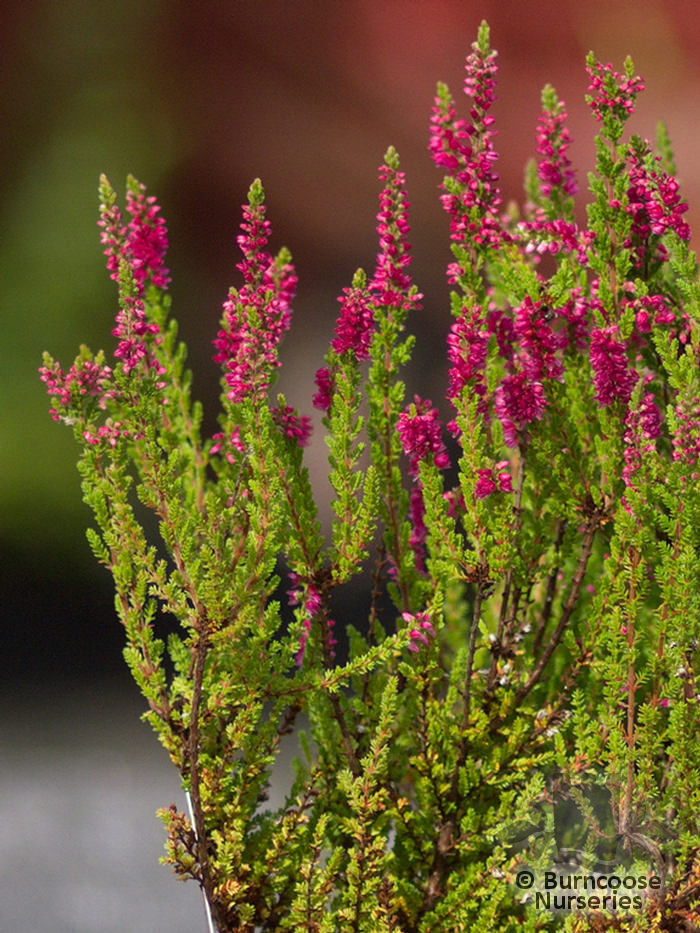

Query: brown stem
[
  {"left": 520, "top": 518, "right": 596, "bottom": 701},
  {"left": 532, "top": 519, "right": 568, "bottom": 655}
]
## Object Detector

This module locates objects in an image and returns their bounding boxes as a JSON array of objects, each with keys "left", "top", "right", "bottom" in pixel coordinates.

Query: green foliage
[{"left": 40, "top": 22, "right": 700, "bottom": 933}]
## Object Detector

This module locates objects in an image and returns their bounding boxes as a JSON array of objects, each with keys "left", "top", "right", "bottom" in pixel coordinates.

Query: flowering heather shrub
[{"left": 40, "top": 21, "right": 700, "bottom": 933}]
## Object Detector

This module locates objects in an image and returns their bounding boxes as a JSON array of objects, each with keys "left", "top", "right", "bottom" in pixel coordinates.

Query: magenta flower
[
  {"left": 123, "top": 182, "right": 171, "bottom": 292},
  {"left": 331, "top": 285, "right": 375, "bottom": 360},
  {"left": 560, "top": 288, "right": 593, "bottom": 353},
  {"left": 271, "top": 404, "right": 312, "bottom": 448},
  {"left": 83, "top": 420, "right": 127, "bottom": 448},
  {"left": 513, "top": 296, "right": 564, "bottom": 383},
  {"left": 312, "top": 366, "right": 333, "bottom": 413},
  {"left": 99, "top": 177, "right": 171, "bottom": 295},
  {"left": 622, "top": 291, "right": 675, "bottom": 336},
  {"left": 97, "top": 179, "right": 170, "bottom": 376},
  {"left": 287, "top": 576, "right": 335, "bottom": 665},
  {"left": 397, "top": 396, "right": 449, "bottom": 573},
  {"left": 622, "top": 388, "right": 662, "bottom": 502},
  {"left": 397, "top": 396, "right": 450, "bottom": 479},
  {"left": 429, "top": 27, "right": 507, "bottom": 253},
  {"left": 210, "top": 429, "right": 246, "bottom": 463},
  {"left": 487, "top": 297, "right": 563, "bottom": 447},
  {"left": 522, "top": 218, "right": 593, "bottom": 266},
  {"left": 40, "top": 356, "right": 115, "bottom": 421},
  {"left": 494, "top": 371, "right": 547, "bottom": 448},
  {"left": 625, "top": 146, "right": 691, "bottom": 269},
  {"left": 402, "top": 611, "right": 436, "bottom": 653},
  {"left": 407, "top": 487, "right": 428, "bottom": 575},
  {"left": 672, "top": 392, "right": 700, "bottom": 467},
  {"left": 589, "top": 326, "right": 638, "bottom": 407},
  {"left": 371, "top": 156, "right": 421, "bottom": 313},
  {"left": 585, "top": 58, "right": 644, "bottom": 127},
  {"left": 535, "top": 90, "right": 578, "bottom": 202},
  {"left": 213, "top": 189, "right": 297, "bottom": 404},
  {"left": 313, "top": 152, "right": 419, "bottom": 415},
  {"left": 446, "top": 304, "right": 490, "bottom": 423},
  {"left": 98, "top": 189, "right": 124, "bottom": 284},
  {"left": 112, "top": 295, "right": 163, "bottom": 376},
  {"left": 428, "top": 92, "right": 472, "bottom": 175},
  {"left": 475, "top": 462, "right": 513, "bottom": 500},
  {"left": 474, "top": 469, "right": 497, "bottom": 500}
]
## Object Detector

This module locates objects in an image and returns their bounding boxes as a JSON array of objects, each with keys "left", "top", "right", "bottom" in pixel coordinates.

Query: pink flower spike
[
  {"left": 213, "top": 181, "right": 297, "bottom": 404},
  {"left": 397, "top": 396, "right": 450, "bottom": 479},
  {"left": 429, "top": 23, "right": 507, "bottom": 255},
  {"left": 589, "top": 326, "right": 638, "bottom": 407},
  {"left": 475, "top": 469, "right": 497, "bottom": 500},
  {"left": 312, "top": 367, "right": 334, "bottom": 413},
  {"left": 331, "top": 285, "right": 375, "bottom": 360},
  {"left": 271, "top": 404, "right": 312, "bottom": 448},
  {"left": 405, "top": 611, "right": 436, "bottom": 654},
  {"left": 585, "top": 57, "right": 644, "bottom": 128},
  {"left": 124, "top": 178, "right": 171, "bottom": 292},
  {"left": 370, "top": 150, "right": 422, "bottom": 315},
  {"left": 535, "top": 88, "right": 578, "bottom": 203}
]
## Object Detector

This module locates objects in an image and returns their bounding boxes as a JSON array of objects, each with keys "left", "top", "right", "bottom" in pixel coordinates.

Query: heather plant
[{"left": 40, "top": 21, "right": 700, "bottom": 933}]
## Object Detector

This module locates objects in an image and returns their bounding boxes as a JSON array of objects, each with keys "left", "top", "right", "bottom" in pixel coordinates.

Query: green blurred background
[{"left": 3, "top": 0, "right": 700, "bottom": 680}]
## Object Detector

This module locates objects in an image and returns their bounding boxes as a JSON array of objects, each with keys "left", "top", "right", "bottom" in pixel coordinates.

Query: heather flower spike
[
  {"left": 213, "top": 178, "right": 296, "bottom": 405},
  {"left": 585, "top": 53, "right": 644, "bottom": 142},
  {"left": 41, "top": 24, "right": 700, "bottom": 932},
  {"left": 430, "top": 20, "right": 506, "bottom": 282}
]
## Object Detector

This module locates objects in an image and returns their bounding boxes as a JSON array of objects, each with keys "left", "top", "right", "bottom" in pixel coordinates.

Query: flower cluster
[
  {"left": 330, "top": 285, "right": 375, "bottom": 360},
  {"left": 98, "top": 176, "right": 171, "bottom": 294},
  {"left": 312, "top": 366, "right": 334, "bottom": 413},
  {"left": 625, "top": 145, "right": 691, "bottom": 268},
  {"left": 111, "top": 297, "right": 163, "bottom": 377},
  {"left": 287, "top": 575, "right": 335, "bottom": 665},
  {"left": 212, "top": 185, "right": 296, "bottom": 404},
  {"left": 271, "top": 404, "right": 312, "bottom": 447},
  {"left": 97, "top": 177, "right": 171, "bottom": 376},
  {"left": 429, "top": 27, "right": 506, "bottom": 255},
  {"left": 82, "top": 420, "right": 127, "bottom": 448},
  {"left": 672, "top": 392, "right": 700, "bottom": 469},
  {"left": 585, "top": 57, "right": 644, "bottom": 130},
  {"left": 397, "top": 396, "right": 450, "bottom": 479},
  {"left": 402, "top": 611, "right": 436, "bottom": 653},
  {"left": 39, "top": 355, "right": 114, "bottom": 422},
  {"left": 589, "top": 326, "right": 638, "bottom": 407},
  {"left": 446, "top": 304, "right": 490, "bottom": 427},
  {"left": 491, "top": 296, "right": 564, "bottom": 447},
  {"left": 621, "top": 386, "right": 662, "bottom": 492},
  {"left": 313, "top": 152, "right": 419, "bottom": 415},
  {"left": 474, "top": 462, "right": 512, "bottom": 500},
  {"left": 373, "top": 161, "right": 419, "bottom": 311},
  {"left": 623, "top": 289, "right": 675, "bottom": 335},
  {"left": 209, "top": 428, "right": 246, "bottom": 463},
  {"left": 535, "top": 88, "right": 578, "bottom": 203},
  {"left": 398, "top": 397, "right": 450, "bottom": 571}
]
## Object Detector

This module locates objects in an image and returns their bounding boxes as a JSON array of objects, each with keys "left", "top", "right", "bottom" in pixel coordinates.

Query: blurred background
[{"left": 2, "top": 1, "right": 699, "bottom": 929}]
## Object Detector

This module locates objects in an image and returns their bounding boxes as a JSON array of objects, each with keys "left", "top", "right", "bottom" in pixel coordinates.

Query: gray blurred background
[{"left": 2, "top": 1, "right": 699, "bottom": 929}]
